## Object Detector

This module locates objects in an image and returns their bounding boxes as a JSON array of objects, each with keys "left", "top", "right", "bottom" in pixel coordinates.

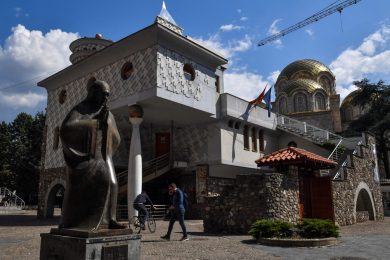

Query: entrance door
[
  {"left": 310, "top": 176, "right": 334, "bottom": 221},
  {"left": 299, "top": 174, "right": 334, "bottom": 221},
  {"left": 155, "top": 133, "right": 170, "bottom": 157}
]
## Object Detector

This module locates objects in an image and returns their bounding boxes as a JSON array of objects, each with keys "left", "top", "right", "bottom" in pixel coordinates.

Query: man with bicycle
[{"left": 133, "top": 191, "right": 156, "bottom": 230}]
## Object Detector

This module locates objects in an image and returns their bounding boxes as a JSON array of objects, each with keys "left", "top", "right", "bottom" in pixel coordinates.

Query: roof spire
[
  {"left": 159, "top": 1, "right": 177, "bottom": 25},
  {"left": 155, "top": 1, "right": 183, "bottom": 35}
]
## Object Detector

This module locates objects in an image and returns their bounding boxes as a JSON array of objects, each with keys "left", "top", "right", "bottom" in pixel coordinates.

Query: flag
[
  {"left": 249, "top": 84, "right": 267, "bottom": 107},
  {"left": 263, "top": 85, "right": 272, "bottom": 117}
]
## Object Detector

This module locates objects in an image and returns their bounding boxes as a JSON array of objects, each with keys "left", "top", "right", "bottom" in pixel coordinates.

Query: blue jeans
[{"left": 166, "top": 209, "right": 187, "bottom": 237}]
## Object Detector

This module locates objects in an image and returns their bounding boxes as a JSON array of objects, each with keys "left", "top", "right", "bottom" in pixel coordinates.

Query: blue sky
[{"left": 1, "top": 0, "right": 390, "bottom": 122}]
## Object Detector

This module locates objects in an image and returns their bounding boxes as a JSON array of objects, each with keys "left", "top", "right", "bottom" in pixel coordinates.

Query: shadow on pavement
[{"left": 0, "top": 215, "right": 60, "bottom": 227}]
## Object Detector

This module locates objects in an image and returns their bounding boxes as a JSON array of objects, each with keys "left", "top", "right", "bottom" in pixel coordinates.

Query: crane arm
[{"left": 258, "top": 0, "right": 362, "bottom": 46}]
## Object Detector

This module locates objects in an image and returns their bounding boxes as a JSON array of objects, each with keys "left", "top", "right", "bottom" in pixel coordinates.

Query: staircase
[
  {"left": 0, "top": 187, "right": 25, "bottom": 212},
  {"left": 117, "top": 152, "right": 171, "bottom": 188},
  {"left": 275, "top": 113, "right": 365, "bottom": 180}
]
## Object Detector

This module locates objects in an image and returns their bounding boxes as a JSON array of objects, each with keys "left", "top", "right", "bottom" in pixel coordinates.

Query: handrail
[
  {"left": 276, "top": 113, "right": 342, "bottom": 143},
  {"left": 116, "top": 204, "right": 169, "bottom": 221},
  {"left": 0, "top": 187, "right": 25, "bottom": 209},
  {"left": 327, "top": 138, "right": 343, "bottom": 162},
  {"left": 116, "top": 153, "right": 171, "bottom": 184}
]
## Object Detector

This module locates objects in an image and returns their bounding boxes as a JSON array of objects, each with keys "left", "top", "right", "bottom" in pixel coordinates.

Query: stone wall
[
  {"left": 332, "top": 133, "right": 384, "bottom": 225},
  {"left": 37, "top": 167, "right": 66, "bottom": 218},
  {"left": 203, "top": 172, "right": 299, "bottom": 234}
]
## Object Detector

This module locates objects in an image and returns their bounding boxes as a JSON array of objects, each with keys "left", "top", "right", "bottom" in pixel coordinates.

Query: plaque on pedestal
[{"left": 40, "top": 229, "right": 141, "bottom": 260}]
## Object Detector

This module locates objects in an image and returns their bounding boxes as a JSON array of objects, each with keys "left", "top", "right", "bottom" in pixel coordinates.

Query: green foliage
[
  {"left": 348, "top": 78, "right": 390, "bottom": 177},
  {"left": 248, "top": 220, "right": 293, "bottom": 239},
  {"left": 320, "top": 142, "right": 346, "bottom": 153},
  {"left": 0, "top": 111, "right": 46, "bottom": 204},
  {"left": 297, "top": 218, "right": 339, "bottom": 238},
  {"left": 249, "top": 218, "right": 339, "bottom": 239}
]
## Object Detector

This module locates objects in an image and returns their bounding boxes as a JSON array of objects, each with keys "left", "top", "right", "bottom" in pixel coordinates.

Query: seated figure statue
[{"left": 59, "top": 80, "right": 125, "bottom": 230}]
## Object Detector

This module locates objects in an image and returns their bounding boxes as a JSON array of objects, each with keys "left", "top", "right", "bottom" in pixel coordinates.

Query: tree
[
  {"left": 0, "top": 121, "right": 15, "bottom": 189},
  {"left": 5, "top": 111, "right": 46, "bottom": 204},
  {"left": 347, "top": 79, "right": 390, "bottom": 178}
]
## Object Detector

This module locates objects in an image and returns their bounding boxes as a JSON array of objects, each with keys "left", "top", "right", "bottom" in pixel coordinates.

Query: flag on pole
[
  {"left": 249, "top": 84, "right": 267, "bottom": 107},
  {"left": 263, "top": 85, "right": 273, "bottom": 117}
]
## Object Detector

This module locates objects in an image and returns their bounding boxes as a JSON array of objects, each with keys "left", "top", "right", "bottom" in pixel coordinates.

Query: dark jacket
[
  {"left": 172, "top": 188, "right": 185, "bottom": 211},
  {"left": 133, "top": 193, "right": 153, "bottom": 206}
]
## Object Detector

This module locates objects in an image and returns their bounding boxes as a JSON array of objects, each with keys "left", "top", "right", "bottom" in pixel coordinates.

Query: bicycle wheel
[
  {"left": 147, "top": 217, "right": 156, "bottom": 233},
  {"left": 131, "top": 216, "right": 141, "bottom": 234}
]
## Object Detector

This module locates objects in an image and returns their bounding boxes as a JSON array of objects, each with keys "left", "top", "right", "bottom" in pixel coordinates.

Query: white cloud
[
  {"left": 237, "top": 9, "right": 242, "bottom": 14},
  {"left": 267, "top": 19, "right": 283, "bottom": 48},
  {"left": 190, "top": 34, "right": 252, "bottom": 59},
  {"left": 330, "top": 24, "right": 390, "bottom": 100},
  {"left": 240, "top": 17, "right": 248, "bottom": 22},
  {"left": 305, "top": 29, "right": 314, "bottom": 37},
  {"left": 224, "top": 71, "right": 271, "bottom": 101},
  {"left": 220, "top": 24, "right": 243, "bottom": 32},
  {"left": 14, "top": 7, "right": 29, "bottom": 18},
  {"left": 0, "top": 24, "right": 79, "bottom": 109},
  {"left": 0, "top": 91, "right": 46, "bottom": 109},
  {"left": 267, "top": 70, "right": 281, "bottom": 84}
]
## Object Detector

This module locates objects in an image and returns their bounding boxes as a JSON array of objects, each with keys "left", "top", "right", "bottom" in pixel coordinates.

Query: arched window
[
  {"left": 319, "top": 76, "right": 331, "bottom": 93},
  {"left": 314, "top": 93, "right": 326, "bottom": 111},
  {"left": 53, "top": 126, "right": 60, "bottom": 150},
  {"left": 183, "top": 64, "right": 195, "bottom": 81},
  {"left": 288, "top": 141, "right": 297, "bottom": 148},
  {"left": 294, "top": 93, "right": 307, "bottom": 112},
  {"left": 279, "top": 97, "right": 288, "bottom": 114},
  {"left": 121, "top": 62, "right": 134, "bottom": 80},
  {"left": 243, "top": 125, "right": 249, "bottom": 150},
  {"left": 251, "top": 128, "right": 257, "bottom": 152}
]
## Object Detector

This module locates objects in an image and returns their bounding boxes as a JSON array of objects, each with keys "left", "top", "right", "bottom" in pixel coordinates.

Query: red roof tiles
[{"left": 255, "top": 147, "right": 337, "bottom": 168}]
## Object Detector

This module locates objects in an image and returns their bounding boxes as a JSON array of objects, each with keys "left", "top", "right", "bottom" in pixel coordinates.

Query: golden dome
[
  {"left": 341, "top": 90, "right": 360, "bottom": 108},
  {"left": 277, "top": 59, "right": 334, "bottom": 81},
  {"left": 282, "top": 79, "right": 324, "bottom": 96}
]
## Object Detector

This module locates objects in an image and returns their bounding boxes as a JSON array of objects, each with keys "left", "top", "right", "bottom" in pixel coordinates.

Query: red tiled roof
[{"left": 255, "top": 147, "right": 337, "bottom": 168}]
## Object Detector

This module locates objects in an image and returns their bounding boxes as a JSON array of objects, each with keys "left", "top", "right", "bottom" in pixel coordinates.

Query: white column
[{"left": 127, "top": 105, "right": 144, "bottom": 220}]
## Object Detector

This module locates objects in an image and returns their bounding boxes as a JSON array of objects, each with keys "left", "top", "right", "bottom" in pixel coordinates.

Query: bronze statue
[{"left": 59, "top": 80, "right": 125, "bottom": 230}]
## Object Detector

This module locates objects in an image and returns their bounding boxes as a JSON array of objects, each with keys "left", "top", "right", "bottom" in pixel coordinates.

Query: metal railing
[
  {"left": 0, "top": 187, "right": 25, "bottom": 209},
  {"left": 117, "top": 204, "right": 169, "bottom": 221}
]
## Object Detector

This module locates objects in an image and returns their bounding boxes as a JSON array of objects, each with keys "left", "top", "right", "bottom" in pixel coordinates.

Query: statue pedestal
[{"left": 40, "top": 228, "right": 141, "bottom": 260}]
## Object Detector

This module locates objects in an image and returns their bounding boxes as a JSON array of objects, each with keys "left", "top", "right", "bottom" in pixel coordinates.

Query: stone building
[{"left": 36, "top": 3, "right": 383, "bottom": 228}]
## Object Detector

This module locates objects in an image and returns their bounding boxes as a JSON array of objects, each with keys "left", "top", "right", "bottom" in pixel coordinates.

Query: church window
[
  {"left": 314, "top": 93, "right": 326, "bottom": 110},
  {"left": 121, "top": 62, "right": 134, "bottom": 80},
  {"left": 243, "top": 125, "right": 249, "bottom": 150},
  {"left": 183, "top": 64, "right": 195, "bottom": 81},
  {"left": 58, "top": 90, "right": 67, "bottom": 104},
  {"left": 319, "top": 76, "right": 331, "bottom": 93},
  {"left": 279, "top": 97, "right": 288, "bottom": 114},
  {"left": 294, "top": 93, "right": 307, "bottom": 112}
]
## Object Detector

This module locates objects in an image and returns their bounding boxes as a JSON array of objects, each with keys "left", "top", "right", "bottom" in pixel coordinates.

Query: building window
[
  {"left": 53, "top": 127, "right": 60, "bottom": 150},
  {"left": 314, "top": 93, "right": 326, "bottom": 111},
  {"left": 251, "top": 128, "right": 257, "bottom": 152},
  {"left": 243, "top": 125, "right": 249, "bottom": 150},
  {"left": 294, "top": 93, "right": 307, "bottom": 112},
  {"left": 234, "top": 122, "right": 241, "bottom": 130},
  {"left": 279, "top": 97, "right": 287, "bottom": 114},
  {"left": 121, "top": 62, "right": 134, "bottom": 80},
  {"left": 228, "top": 120, "right": 234, "bottom": 128},
  {"left": 259, "top": 130, "right": 264, "bottom": 152},
  {"left": 288, "top": 141, "right": 297, "bottom": 148},
  {"left": 215, "top": 75, "right": 220, "bottom": 93},
  {"left": 183, "top": 64, "right": 195, "bottom": 81},
  {"left": 58, "top": 90, "right": 67, "bottom": 104}
]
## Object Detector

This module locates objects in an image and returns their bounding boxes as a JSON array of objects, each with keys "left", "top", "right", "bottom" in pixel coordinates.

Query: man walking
[{"left": 161, "top": 183, "right": 188, "bottom": 241}]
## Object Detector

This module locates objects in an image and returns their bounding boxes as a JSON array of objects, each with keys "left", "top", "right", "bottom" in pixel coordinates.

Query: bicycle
[{"left": 130, "top": 207, "right": 156, "bottom": 234}]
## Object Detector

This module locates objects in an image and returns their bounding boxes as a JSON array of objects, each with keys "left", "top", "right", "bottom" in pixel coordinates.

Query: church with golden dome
[{"left": 274, "top": 59, "right": 342, "bottom": 133}]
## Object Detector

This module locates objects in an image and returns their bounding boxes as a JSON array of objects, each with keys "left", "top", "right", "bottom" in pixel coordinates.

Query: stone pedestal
[{"left": 40, "top": 228, "right": 141, "bottom": 260}]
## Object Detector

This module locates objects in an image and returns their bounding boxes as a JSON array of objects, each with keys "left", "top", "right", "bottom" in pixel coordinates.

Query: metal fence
[
  {"left": 0, "top": 187, "right": 25, "bottom": 209},
  {"left": 117, "top": 204, "right": 169, "bottom": 221}
]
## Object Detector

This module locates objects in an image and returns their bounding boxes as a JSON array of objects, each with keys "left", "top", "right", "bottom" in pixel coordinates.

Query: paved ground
[{"left": 0, "top": 210, "right": 390, "bottom": 259}]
